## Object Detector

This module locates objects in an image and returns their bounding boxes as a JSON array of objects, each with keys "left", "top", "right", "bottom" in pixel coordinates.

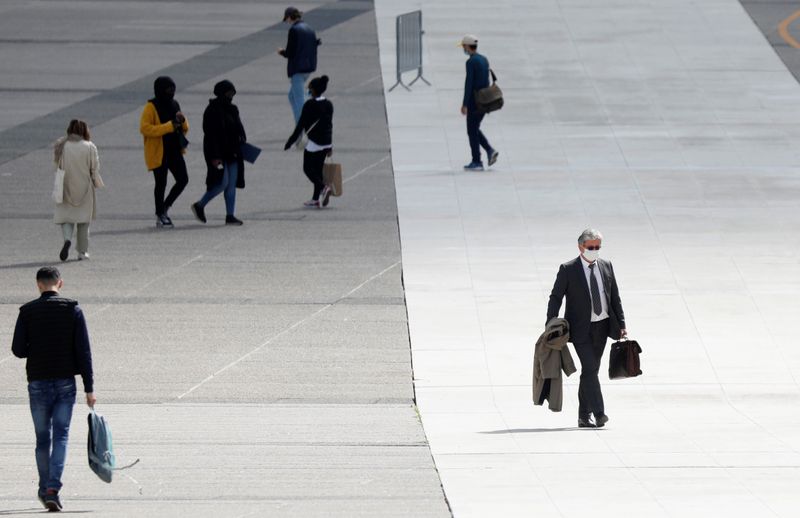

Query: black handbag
[
  {"left": 474, "top": 69, "right": 504, "bottom": 114},
  {"left": 608, "top": 339, "right": 642, "bottom": 379}
]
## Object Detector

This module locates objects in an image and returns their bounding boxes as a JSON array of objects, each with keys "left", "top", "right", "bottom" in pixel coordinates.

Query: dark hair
[
  {"left": 66, "top": 119, "right": 90, "bottom": 140},
  {"left": 308, "top": 75, "right": 329, "bottom": 96},
  {"left": 213, "top": 79, "right": 236, "bottom": 98},
  {"left": 36, "top": 266, "right": 61, "bottom": 284}
]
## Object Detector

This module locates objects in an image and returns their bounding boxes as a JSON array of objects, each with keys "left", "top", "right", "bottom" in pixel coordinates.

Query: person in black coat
[
  {"left": 284, "top": 75, "right": 334, "bottom": 209},
  {"left": 191, "top": 80, "right": 247, "bottom": 225},
  {"left": 546, "top": 228, "right": 627, "bottom": 429}
]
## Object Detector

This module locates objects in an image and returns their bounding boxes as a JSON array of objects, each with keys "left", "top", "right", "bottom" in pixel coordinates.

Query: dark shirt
[
  {"left": 285, "top": 98, "right": 334, "bottom": 149},
  {"left": 12, "top": 291, "right": 94, "bottom": 392},
  {"left": 463, "top": 53, "right": 490, "bottom": 111},
  {"left": 281, "top": 21, "right": 320, "bottom": 77}
]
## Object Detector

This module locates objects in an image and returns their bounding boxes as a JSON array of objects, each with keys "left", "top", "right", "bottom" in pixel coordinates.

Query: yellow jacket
[{"left": 139, "top": 101, "right": 189, "bottom": 170}]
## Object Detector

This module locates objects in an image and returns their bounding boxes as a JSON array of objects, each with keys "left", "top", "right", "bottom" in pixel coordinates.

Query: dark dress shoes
[{"left": 578, "top": 417, "right": 596, "bottom": 428}]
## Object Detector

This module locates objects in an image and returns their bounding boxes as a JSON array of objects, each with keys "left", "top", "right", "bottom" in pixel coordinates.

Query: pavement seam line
[
  {"left": 176, "top": 261, "right": 401, "bottom": 400},
  {"left": 343, "top": 154, "right": 391, "bottom": 184}
]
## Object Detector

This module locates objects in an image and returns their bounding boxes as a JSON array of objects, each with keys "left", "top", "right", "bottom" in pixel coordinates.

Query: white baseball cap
[{"left": 461, "top": 34, "right": 478, "bottom": 46}]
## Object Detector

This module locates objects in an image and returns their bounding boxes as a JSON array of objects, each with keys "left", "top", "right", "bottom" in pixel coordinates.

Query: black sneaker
[
  {"left": 37, "top": 489, "right": 47, "bottom": 509},
  {"left": 44, "top": 490, "right": 62, "bottom": 512},
  {"left": 156, "top": 214, "right": 173, "bottom": 229},
  {"left": 191, "top": 202, "right": 206, "bottom": 223},
  {"left": 488, "top": 149, "right": 499, "bottom": 166},
  {"left": 59, "top": 240, "right": 71, "bottom": 262},
  {"left": 578, "top": 417, "right": 596, "bottom": 428},
  {"left": 463, "top": 161, "right": 484, "bottom": 171},
  {"left": 594, "top": 414, "right": 609, "bottom": 428},
  {"left": 225, "top": 215, "right": 243, "bottom": 226}
]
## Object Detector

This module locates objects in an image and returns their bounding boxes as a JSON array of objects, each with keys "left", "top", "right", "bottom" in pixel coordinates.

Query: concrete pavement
[
  {"left": 376, "top": 0, "right": 800, "bottom": 516},
  {"left": 0, "top": 1, "right": 449, "bottom": 516}
]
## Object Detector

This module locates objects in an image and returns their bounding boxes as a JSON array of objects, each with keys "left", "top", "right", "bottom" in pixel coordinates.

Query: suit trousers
[{"left": 573, "top": 318, "right": 610, "bottom": 419}]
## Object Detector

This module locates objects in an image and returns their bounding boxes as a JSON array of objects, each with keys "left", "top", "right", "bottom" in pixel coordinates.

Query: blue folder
[{"left": 240, "top": 142, "right": 262, "bottom": 164}]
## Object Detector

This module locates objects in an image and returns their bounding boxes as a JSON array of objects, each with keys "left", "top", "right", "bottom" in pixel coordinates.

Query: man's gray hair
[{"left": 578, "top": 228, "right": 603, "bottom": 245}]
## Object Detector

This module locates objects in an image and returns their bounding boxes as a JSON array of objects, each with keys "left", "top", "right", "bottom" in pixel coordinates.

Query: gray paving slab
[{"left": 0, "top": 1, "right": 449, "bottom": 516}]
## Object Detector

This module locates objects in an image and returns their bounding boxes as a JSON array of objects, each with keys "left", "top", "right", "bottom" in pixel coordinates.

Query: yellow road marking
[{"left": 778, "top": 9, "right": 800, "bottom": 49}]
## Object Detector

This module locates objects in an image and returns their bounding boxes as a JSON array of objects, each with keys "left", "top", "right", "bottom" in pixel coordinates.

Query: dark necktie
[{"left": 589, "top": 263, "right": 602, "bottom": 316}]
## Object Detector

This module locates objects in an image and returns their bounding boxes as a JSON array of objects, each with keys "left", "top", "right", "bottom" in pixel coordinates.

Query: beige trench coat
[
  {"left": 532, "top": 317, "right": 577, "bottom": 412},
  {"left": 54, "top": 139, "right": 99, "bottom": 224}
]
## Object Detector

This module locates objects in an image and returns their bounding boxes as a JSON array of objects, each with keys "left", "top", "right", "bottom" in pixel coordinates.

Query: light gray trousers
[{"left": 61, "top": 223, "right": 89, "bottom": 253}]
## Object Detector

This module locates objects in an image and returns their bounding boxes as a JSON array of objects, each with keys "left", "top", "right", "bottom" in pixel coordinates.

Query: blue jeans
[
  {"left": 198, "top": 161, "right": 238, "bottom": 215},
  {"left": 28, "top": 378, "right": 76, "bottom": 493},
  {"left": 466, "top": 110, "right": 493, "bottom": 163},
  {"left": 289, "top": 73, "right": 310, "bottom": 123}
]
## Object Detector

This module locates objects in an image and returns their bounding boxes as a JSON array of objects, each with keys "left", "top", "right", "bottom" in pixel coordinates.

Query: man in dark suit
[{"left": 547, "top": 229, "right": 626, "bottom": 428}]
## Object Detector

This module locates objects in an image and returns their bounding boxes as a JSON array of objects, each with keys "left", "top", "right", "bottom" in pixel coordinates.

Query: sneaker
[
  {"left": 594, "top": 414, "right": 609, "bottom": 428},
  {"left": 225, "top": 215, "right": 243, "bottom": 226},
  {"left": 303, "top": 200, "right": 320, "bottom": 208},
  {"left": 463, "top": 161, "right": 484, "bottom": 171},
  {"left": 59, "top": 240, "right": 71, "bottom": 262},
  {"left": 320, "top": 185, "right": 332, "bottom": 207},
  {"left": 191, "top": 202, "right": 206, "bottom": 223},
  {"left": 78, "top": 252, "right": 90, "bottom": 261},
  {"left": 44, "top": 490, "right": 62, "bottom": 512},
  {"left": 488, "top": 149, "right": 499, "bottom": 166},
  {"left": 38, "top": 489, "right": 47, "bottom": 509},
  {"left": 156, "top": 214, "right": 173, "bottom": 228},
  {"left": 578, "top": 417, "right": 596, "bottom": 428}
]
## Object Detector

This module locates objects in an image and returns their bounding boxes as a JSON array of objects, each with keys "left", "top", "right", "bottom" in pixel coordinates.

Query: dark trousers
[
  {"left": 303, "top": 149, "right": 327, "bottom": 200},
  {"left": 573, "top": 319, "right": 610, "bottom": 419},
  {"left": 466, "top": 110, "right": 492, "bottom": 163},
  {"left": 153, "top": 154, "right": 188, "bottom": 216}
]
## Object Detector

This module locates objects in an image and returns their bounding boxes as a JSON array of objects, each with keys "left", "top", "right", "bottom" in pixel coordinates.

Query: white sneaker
[
  {"left": 303, "top": 200, "right": 320, "bottom": 208},
  {"left": 78, "top": 252, "right": 90, "bottom": 261},
  {"left": 320, "top": 185, "right": 332, "bottom": 207}
]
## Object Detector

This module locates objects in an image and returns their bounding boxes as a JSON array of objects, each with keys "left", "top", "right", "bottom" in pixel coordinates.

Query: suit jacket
[{"left": 546, "top": 257, "right": 625, "bottom": 345}]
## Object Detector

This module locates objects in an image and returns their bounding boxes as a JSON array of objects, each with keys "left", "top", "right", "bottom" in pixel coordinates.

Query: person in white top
[{"left": 53, "top": 120, "right": 101, "bottom": 261}]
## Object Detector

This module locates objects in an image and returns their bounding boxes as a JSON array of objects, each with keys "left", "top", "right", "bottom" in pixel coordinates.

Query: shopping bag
[
  {"left": 52, "top": 168, "right": 65, "bottom": 203},
  {"left": 323, "top": 160, "right": 343, "bottom": 196},
  {"left": 608, "top": 338, "right": 642, "bottom": 379}
]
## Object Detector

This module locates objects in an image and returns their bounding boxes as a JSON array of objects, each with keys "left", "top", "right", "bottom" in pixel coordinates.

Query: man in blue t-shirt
[
  {"left": 278, "top": 7, "right": 321, "bottom": 124},
  {"left": 461, "top": 34, "right": 499, "bottom": 171}
]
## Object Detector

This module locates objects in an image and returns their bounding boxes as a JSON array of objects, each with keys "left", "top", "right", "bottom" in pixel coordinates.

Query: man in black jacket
[
  {"left": 278, "top": 6, "right": 321, "bottom": 123},
  {"left": 546, "top": 229, "right": 627, "bottom": 428},
  {"left": 12, "top": 267, "right": 96, "bottom": 512}
]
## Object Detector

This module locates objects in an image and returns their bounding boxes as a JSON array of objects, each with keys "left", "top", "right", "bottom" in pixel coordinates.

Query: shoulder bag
[{"left": 475, "top": 69, "right": 504, "bottom": 114}]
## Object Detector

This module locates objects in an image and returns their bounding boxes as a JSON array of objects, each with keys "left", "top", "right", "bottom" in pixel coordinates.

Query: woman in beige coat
[{"left": 53, "top": 120, "right": 100, "bottom": 261}]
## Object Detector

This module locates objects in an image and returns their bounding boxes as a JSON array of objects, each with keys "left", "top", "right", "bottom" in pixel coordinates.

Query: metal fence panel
[{"left": 389, "top": 10, "right": 430, "bottom": 91}]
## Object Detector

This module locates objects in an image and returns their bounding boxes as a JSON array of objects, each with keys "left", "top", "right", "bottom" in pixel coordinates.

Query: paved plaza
[
  {"left": 3, "top": 0, "right": 800, "bottom": 516},
  {"left": 0, "top": 1, "right": 448, "bottom": 516},
  {"left": 376, "top": 0, "right": 800, "bottom": 516}
]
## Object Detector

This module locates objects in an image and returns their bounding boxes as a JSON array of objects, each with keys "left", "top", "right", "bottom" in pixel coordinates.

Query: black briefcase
[{"left": 608, "top": 339, "right": 642, "bottom": 379}]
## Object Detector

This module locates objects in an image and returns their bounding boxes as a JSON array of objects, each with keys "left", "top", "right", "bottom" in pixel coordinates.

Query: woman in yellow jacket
[{"left": 140, "top": 76, "right": 189, "bottom": 228}]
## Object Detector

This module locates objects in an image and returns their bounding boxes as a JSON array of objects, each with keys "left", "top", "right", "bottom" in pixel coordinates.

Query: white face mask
[{"left": 582, "top": 248, "right": 600, "bottom": 262}]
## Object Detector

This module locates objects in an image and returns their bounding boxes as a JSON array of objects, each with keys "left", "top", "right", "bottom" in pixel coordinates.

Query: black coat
[
  {"left": 546, "top": 257, "right": 626, "bottom": 345},
  {"left": 202, "top": 97, "right": 247, "bottom": 189}
]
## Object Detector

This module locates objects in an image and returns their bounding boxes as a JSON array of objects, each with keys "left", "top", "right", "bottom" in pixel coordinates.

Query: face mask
[
  {"left": 463, "top": 49, "right": 470, "bottom": 56},
  {"left": 582, "top": 249, "right": 600, "bottom": 262}
]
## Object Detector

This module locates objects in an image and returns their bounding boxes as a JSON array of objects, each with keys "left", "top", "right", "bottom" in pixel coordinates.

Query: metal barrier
[{"left": 388, "top": 10, "right": 431, "bottom": 92}]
